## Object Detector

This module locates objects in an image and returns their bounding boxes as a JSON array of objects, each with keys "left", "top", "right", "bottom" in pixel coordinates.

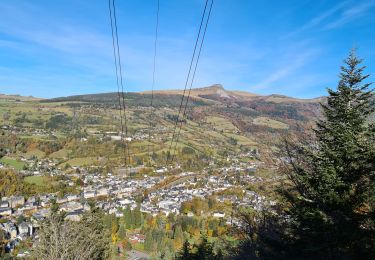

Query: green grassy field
[
  {"left": 132, "top": 243, "right": 145, "bottom": 252},
  {"left": 24, "top": 148, "right": 46, "bottom": 159},
  {"left": 225, "top": 133, "right": 258, "bottom": 146},
  {"left": 24, "top": 175, "right": 46, "bottom": 186},
  {"left": 253, "top": 117, "right": 289, "bottom": 129},
  {"left": 0, "top": 157, "right": 26, "bottom": 170},
  {"left": 206, "top": 116, "right": 238, "bottom": 132},
  {"left": 49, "top": 148, "right": 71, "bottom": 159},
  {"left": 62, "top": 157, "right": 97, "bottom": 167}
]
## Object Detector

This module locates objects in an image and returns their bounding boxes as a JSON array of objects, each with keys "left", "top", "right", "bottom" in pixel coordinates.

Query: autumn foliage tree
[{"left": 0, "top": 169, "right": 23, "bottom": 197}]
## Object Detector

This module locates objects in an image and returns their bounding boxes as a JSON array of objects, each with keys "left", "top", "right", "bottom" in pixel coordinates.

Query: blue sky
[{"left": 0, "top": 0, "right": 374, "bottom": 98}]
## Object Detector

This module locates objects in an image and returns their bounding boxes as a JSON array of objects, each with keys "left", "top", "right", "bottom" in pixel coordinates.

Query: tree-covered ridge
[
  {"left": 41, "top": 85, "right": 324, "bottom": 122},
  {"left": 43, "top": 92, "right": 208, "bottom": 108}
]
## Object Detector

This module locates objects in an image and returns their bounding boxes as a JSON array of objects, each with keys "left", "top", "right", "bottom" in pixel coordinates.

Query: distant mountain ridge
[
  {"left": 0, "top": 94, "right": 41, "bottom": 101},
  {"left": 143, "top": 84, "right": 324, "bottom": 103},
  {"left": 34, "top": 85, "right": 326, "bottom": 124},
  {"left": 41, "top": 84, "right": 324, "bottom": 105}
]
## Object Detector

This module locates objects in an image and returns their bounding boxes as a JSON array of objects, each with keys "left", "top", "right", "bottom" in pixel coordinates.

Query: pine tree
[
  {"left": 50, "top": 198, "right": 59, "bottom": 213},
  {"left": 124, "top": 206, "right": 132, "bottom": 229},
  {"left": 134, "top": 207, "right": 142, "bottom": 228},
  {"left": 283, "top": 50, "right": 375, "bottom": 259},
  {"left": 195, "top": 235, "right": 214, "bottom": 260},
  {"left": 0, "top": 229, "right": 6, "bottom": 257},
  {"left": 144, "top": 231, "right": 153, "bottom": 252},
  {"left": 118, "top": 224, "right": 127, "bottom": 240},
  {"left": 130, "top": 209, "right": 135, "bottom": 229},
  {"left": 175, "top": 240, "right": 192, "bottom": 260},
  {"left": 173, "top": 225, "right": 184, "bottom": 246}
]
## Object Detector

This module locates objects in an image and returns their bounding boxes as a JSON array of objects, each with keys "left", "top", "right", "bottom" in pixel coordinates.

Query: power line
[
  {"left": 112, "top": 0, "right": 131, "bottom": 165},
  {"left": 108, "top": 0, "right": 127, "bottom": 165},
  {"left": 166, "top": 0, "right": 210, "bottom": 164},
  {"left": 108, "top": 0, "right": 130, "bottom": 166},
  {"left": 171, "top": 0, "right": 214, "bottom": 162},
  {"left": 171, "top": 0, "right": 214, "bottom": 163},
  {"left": 148, "top": 0, "right": 160, "bottom": 161}
]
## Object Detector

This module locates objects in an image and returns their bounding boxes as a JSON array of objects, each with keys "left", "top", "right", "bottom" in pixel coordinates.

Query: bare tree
[{"left": 32, "top": 213, "right": 109, "bottom": 260}]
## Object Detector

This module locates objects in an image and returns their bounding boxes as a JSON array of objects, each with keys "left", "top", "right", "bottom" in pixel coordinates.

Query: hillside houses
[
  {"left": 0, "top": 159, "right": 268, "bottom": 224},
  {"left": 0, "top": 151, "right": 275, "bottom": 256}
]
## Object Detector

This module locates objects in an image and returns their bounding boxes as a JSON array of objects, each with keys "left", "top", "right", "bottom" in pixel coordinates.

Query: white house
[
  {"left": 84, "top": 191, "right": 96, "bottom": 199},
  {"left": 0, "top": 208, "right": 12, "bottom": 216},
  {"left": 213, "top": 212, "right": 225, "bottom": 218},
  {"left": 18, "top": 222, "right": 29, "bottom": 236}
]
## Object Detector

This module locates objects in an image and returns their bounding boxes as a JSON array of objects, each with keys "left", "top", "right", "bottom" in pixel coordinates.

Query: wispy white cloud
[
  {"left": 251, "top": 47, "right": 319, "bottom": 91},
  {"left": 286, "top": 0, "right": 350, "bottom": 37},
  {"left": 286, "top": 0, "right": 374, "bottom": 38},
  {"left": 324, "top": 1, "right": 375, "bottom": 29}
]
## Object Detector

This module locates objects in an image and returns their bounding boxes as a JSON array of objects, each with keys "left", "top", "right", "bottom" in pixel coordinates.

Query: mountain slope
[
  {"left": 45, "top": 84, "right": 322, "bottom": 105},
  {"left": 40, "top": 85, "right": 324, "bottom": 123}
]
